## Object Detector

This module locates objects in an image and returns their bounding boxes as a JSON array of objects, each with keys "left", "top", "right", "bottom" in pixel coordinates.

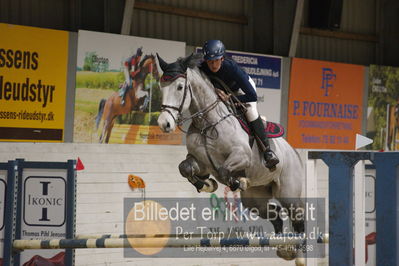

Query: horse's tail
[{"left": 95, "top": 99, "right": 106, "bottom": 129}]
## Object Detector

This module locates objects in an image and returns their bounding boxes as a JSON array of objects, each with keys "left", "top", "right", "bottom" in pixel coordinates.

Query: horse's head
[
  {"left": 156, "top": 53, "right": 197, "bottom": 132},
  {"left": 137, "top": 54, "right": 159, "bottom": 81}
]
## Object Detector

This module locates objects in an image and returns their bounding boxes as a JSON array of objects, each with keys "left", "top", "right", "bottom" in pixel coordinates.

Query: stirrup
[{"left": 264, "top": 150, "right": 279, "bottom": 171}]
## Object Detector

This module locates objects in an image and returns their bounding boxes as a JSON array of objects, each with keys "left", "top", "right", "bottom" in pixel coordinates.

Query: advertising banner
[
  {"left": 287, "top": 58, "right": 364, "bottom": 149},
  {"left": 123, "top": 197, "right": 325, "bottom": 258},
  {"left": 0, "top": 170, "right": 5, "bottom": 259},
  {"left": 196, "top": 48, "right": 282, "bottom": 123},
  {"left": 20, "top": 170, "right": 68, "bottom": 264},
  {"left": 367, "top": 65, "right": 399, "bottom": 151},
  {"left": 0, "top": 23, "right": 68, "bottom": 142},
  {"left": 226, "top": 51, "right": 282, "bottom": 123},
  {"left": 74, "top": 30, "right": 185, "bottom": 144}
]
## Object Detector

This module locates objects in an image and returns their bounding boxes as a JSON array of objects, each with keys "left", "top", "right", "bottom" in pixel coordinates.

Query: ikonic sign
[
  {"left": 18, "top": 166, "right": 70, "bottom": 265},
  {"left": 23, "top": 176, "right": 66, "bottom": 227}
]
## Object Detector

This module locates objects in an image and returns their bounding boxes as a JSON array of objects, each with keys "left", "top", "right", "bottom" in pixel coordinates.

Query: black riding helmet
[{"left": 203, "top": 40, "right": 225, "bottom": 60}]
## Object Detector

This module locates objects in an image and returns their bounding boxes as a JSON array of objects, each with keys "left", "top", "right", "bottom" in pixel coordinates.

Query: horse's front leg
[
  {"left": 179, "top": 154, "right": 218, "bottom": 193},
  {"left": 218, "top": 146, "right": 251, "bottom": 191}
]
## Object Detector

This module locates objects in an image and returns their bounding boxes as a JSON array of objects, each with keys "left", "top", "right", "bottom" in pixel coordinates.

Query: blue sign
[
  {"left": 196, "top": 48, "right": 281, "bottom": 89},
  {"left": 226, "top": 52, "right": 281, "bottom": 89}
]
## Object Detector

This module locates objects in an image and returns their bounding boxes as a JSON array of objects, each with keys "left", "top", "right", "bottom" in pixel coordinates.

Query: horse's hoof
[
  {"left": 295, "top": 257, "right": 306, "bottom": 266},
  {"left": 267, "top": 165, "right": 277, "bottom": 172},
  {"left": 229, "top": 177, "right": 240, "bottom": 191},
  {"left": 276, "top": 245, "right": 297, "bottom": 261},
  {"left": 199, "top": 178, "right": 218, "bottom": 193},
  {"left": 239, "top": 177, "right": 250, "bottom": 191}
]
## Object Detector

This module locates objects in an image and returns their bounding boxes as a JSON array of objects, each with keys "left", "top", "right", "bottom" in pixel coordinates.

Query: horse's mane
[
  {"left": 182, "top": 55, "right": 220, "bottom": 101},
  {"left": 176, "top": 53, "right": 203, "bottom": 69},
  {"left": 139, "top": 54, "right": 155, "bottom": 67}
]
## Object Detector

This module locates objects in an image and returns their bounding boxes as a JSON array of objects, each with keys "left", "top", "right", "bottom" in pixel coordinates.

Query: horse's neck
[
  {"left": 132, "top": 59, "right": 153, "bottom": 93},
  {"left": 187, "top": 68, "right": 229, "bottom": 121}
]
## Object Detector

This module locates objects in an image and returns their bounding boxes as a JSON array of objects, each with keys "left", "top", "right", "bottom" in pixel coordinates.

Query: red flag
[{"left": 76, "top": 157, "right": 85, "bottom": 171}]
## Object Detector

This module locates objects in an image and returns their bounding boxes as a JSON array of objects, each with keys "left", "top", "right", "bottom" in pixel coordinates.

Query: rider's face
[{"left": 206, "top": 58, "right": 224, "bottom": 73}]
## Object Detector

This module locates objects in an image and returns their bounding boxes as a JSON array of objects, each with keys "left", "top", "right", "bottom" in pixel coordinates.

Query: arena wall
[{"left": 0, "top": 142, "right": 318, "bottom": 266}]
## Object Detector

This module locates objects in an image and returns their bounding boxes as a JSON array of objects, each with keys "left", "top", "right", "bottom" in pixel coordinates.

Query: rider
[
  {"left": 120, "top": 47, "right": 143, "bottom": 105},
  {"left": 199, "top": 40, "right": 279, "bottom": 169}
]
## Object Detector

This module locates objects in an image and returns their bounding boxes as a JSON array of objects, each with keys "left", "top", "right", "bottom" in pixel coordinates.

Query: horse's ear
[
  {"left": 182, "top": 53, "right": 194, "bottom": 68},
  {"left": 156, "top": 53, "right": 168, "bottom": 72}
]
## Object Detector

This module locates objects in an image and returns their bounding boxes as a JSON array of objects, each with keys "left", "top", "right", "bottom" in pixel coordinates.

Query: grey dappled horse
[{"left": 157, "top": 54, "right": 305, "bottom": 262}]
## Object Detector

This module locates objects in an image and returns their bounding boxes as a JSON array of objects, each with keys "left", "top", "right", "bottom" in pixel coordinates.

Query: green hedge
[
  {"left": 117, "top": 112, "right": 160, "bottom": 125},
  {"left": 76, "top": 71, "right": 124, "bottom": 90}
]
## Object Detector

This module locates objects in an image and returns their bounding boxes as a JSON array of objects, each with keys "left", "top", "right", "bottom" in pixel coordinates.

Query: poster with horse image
[
  {"left": 367, "top": 65, "right": 399, "bottom": 150},
  {"left": 74, "top": 30, "right": 185, "bottom": 144}
]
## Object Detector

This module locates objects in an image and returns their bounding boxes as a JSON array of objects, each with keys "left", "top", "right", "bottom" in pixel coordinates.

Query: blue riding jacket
[{"left": 200, "top": 57, "right": 257, "bottom": 103}]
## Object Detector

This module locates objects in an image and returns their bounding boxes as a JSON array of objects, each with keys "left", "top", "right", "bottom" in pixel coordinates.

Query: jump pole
[{"left": 13, "top": 235, "right": 329, "bottom": 250}]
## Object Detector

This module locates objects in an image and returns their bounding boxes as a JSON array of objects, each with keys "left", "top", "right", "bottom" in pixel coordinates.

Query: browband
[{"left": 161, "top": 73, "right": 186, "bottom": 82}]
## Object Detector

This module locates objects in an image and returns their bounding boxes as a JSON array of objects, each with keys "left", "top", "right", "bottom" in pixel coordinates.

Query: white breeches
[{"left": 245, "top": 77, "right": 259, "bottom": 122}]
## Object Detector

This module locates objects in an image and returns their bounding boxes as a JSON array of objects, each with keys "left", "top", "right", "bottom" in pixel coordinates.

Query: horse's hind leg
[
  {"left": 290, "top": 203, "right": 305, "bottom": 233},
  {"left": 99, "top": 121, "right": 108, "bottom": 143},
  {"left": 273, "top": 178, "right": 305, "bottom": 234},
  {"left": 101, "top": 118, "right": 114, "bottom": 144},
  {"left": 179, "top": 154, "right": 217, "bottom": 193},
  {"left": 275, "top": 194, "right": 306, "bottom": 264},
  {"left": 105, "top": 119, "right": 115, "bottom": 143},
  {"left": 219, "top": 146, "right": 251, "bottom": 191},
  {"left": 240, "top": 185, "right": 284, "bottom": 234}
]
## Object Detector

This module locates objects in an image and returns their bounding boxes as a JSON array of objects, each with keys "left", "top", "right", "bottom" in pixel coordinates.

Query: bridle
[
  {"left": 160, "top": 73, "right": 191, "bottom": 124},
  {"left": 160, "top": 71, "right": 232, "bottom": 136},
  {"left": 160, "top": 68, "right": 233, "bottom": 173},
  {"left": 157, "top": 54, "right": 233, "bottom": 173}
]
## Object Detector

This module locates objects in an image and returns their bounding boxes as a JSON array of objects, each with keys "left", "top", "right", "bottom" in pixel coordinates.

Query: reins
[
  {"left": 161, "top": 68, "right": 246, "bottom": 172},
  {"left": 160, "top": 70, "right": 232, "bottom": 138},
  {"left": 160, "top": 69, "right": 236, "bottom": 172}
]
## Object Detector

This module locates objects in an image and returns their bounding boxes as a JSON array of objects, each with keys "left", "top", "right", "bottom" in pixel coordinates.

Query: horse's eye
[{"left": 177, "top": 84, "right": 183, "bottom": 91}]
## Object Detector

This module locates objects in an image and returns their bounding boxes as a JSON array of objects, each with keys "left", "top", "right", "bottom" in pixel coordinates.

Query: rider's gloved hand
[{"left": 216, "top": 89, "right": 231, "bottom": 102}]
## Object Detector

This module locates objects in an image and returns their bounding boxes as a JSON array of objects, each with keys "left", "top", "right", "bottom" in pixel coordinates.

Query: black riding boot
[
  {"left": 249, "top": 116, "right": 279, "bottom": 169},
  {"left": 119, "top": 83, "right": 129, "bottom": 106}
]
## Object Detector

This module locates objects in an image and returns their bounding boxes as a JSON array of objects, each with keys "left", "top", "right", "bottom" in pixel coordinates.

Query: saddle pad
[
  {"left": 264, "top": 121, "right": 285, "bottom": 138},
  {"left": 238, "top": 118, "right": 284, "bottom": 138}
]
